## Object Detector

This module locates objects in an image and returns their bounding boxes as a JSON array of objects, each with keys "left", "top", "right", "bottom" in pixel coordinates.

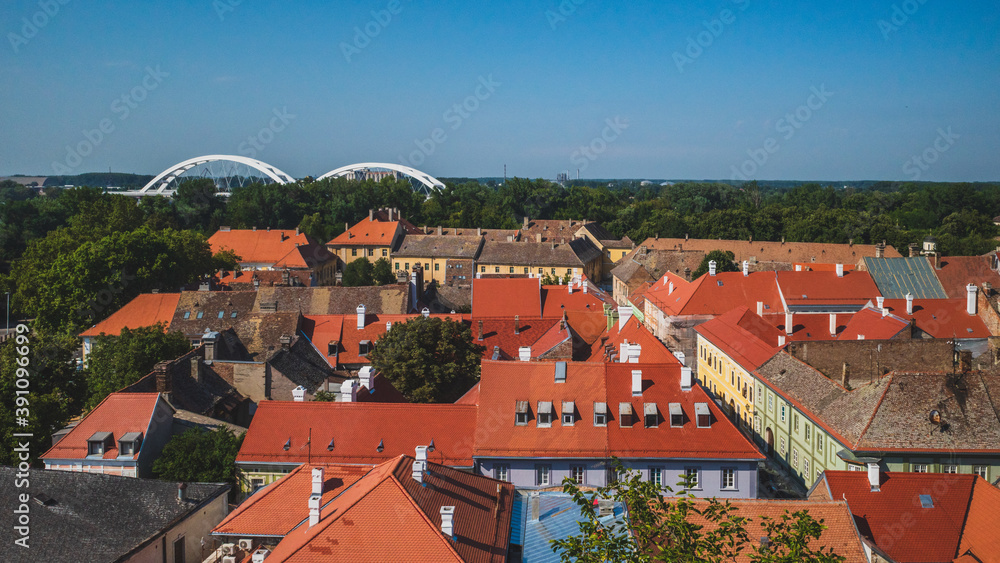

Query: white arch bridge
[{"left": 127, "top": 156, "right": 445, "bottom": 197}]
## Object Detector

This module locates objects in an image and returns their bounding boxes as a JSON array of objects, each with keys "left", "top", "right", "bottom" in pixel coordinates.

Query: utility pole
[{"left": 503, "top": 164, "right": 506, "bottom": 185}]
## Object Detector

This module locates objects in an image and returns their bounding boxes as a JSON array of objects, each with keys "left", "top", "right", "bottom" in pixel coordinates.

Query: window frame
[
  {"left": 536, "top": 464, "right": 551, "bottom": 487},
  {"left": 683, "top": 467, "right": 701, "bottom": 490},
  {"left": 721, "top": 467, "right": 737, "bottom": 490},
  {"left": 496, "top": 464, "right": 510, "bottom": 482},
  {"left": 571, "top": 465, "right": 585, "bottom": 484},
  {"left": 650, "top": 467, "right": 663, "bottom": 487}
]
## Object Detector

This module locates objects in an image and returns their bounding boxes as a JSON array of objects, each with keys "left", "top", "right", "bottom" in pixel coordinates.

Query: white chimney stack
[
  {"left": 829, "top": 314, "right": 837, "bottom": 337},
  {"left": 292, "top": 386, "right": 306, "bottom": 402},
  {"left": 785, "top": 312, "right": 794, "bottom": 335},
  {"left": 906, "top": 293, "right": 914, "bottom": 315},
  {"left": 312, "top": 467, "right": 324, "bottom": 495},
  {"left": 440, "top": 506, "right": 455, "bottom": 538},
  {"left": 668, "top": 281, "right": 675, "bottom": 295},
  {"left": 356, "top": 304, "right": 366, "bottom": 330},
  {"left": 631, "top": 369, "right": 643, "bottom": 397},
  {"left": 756, "top": 301, "right": 764, "bottom": 317},
  {"left": 673, "top": 351, "right": 686, "bottom": 366},
  {"left": 583, "top": 279, "right": 588, "bottom": 293},
  {"left": 876, "top": 296, "right": 884, "bottom": 310},
  {"left": 308, "top": 491, "right": 322, "bottom": 527},
  {"left": 882, "top": 308, "right": 889, "bottom": 318},
  {"left": 857, "top": 334, "right": 865, "bottom": 340},
  {"left": 413, "top": 446, "right": 428, "bottom": 483},
  {"left": 708, "top": 260, "right": 717, "bottom": 276},
  {"left": 359, "top": 366, "right": 374, "bottom": 391},
  {"left": 618, "top": 306, "right": 633, "bottom": 331},
  {"left": 867, "top": 462, "right": 881, "bottom": 492},
  {"left": 386, "top": 321, "right": 392, "bottom": 331},
  {"left": 836, "top": 264, "right": 844, "bottom": 278},
  {"left": 568, "top": 279, "right": 573, "bottom": 294},
  {"left": 628, "top": 343, "right": 641, "bottom": 364},
  {"left": 742, "top": 260, "right": 749, "bottom": 276},
  {"left": 422, "top": 307, "right": 430, "bottom": 318},
  {"left": 339, "top": 379, "right": 357, "bottom": 402},
  {"left": 778, "top": 335, "right": 786, "bottom": 347},
  {"left": 795, "top": 264, "right": 802, "bottom": 272},
  {"left": 680, "top": 367, "right": 692, "bottom": 391},
  {"left": 519, "top": 346, "right": 531, "bottom": 362},
  {"left": 967, "top": 284, "right": 978, "bottom": 315}
]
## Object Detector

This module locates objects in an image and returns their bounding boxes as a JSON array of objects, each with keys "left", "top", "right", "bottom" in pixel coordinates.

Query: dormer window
[
  {"left": 669, "top": 403, "right": 684, "bottom": 427},
  {"left": 515, "top": 401, "right": 529, "bottom": 426},
  {"left": 196, "top": 311, "right": 204, "bottom": 319},
  {"left": 359, "top": 340, "right": 371, "bottom": 356},
  {"left": 87, "top": 432, "right": 113, "bottom": 457},
  {"left": 695, "top": 403, "right": 712, "bottom": 428},
  {"left": 118, "top": 432, "right": 143, "bottom": 457},
  {"left": 183, "top": 311, "right": 190, "bottom": 319},
  {"left": 619, "top": 403, "right": 633, "bottom": 427},
  {"left": 562, "top": 401, "right": 575, "bottom": 426},
  {"left": 328, "top": 341, "right": 339, "bottom": 356},
  {"left": 644, "top": 403, "right": 658, "bottom": 428},
  {"left": 537, "top": 401, "right": 553, "bottom": 427},
  {"left": 594, "top": 402, "right": 607, "bottom": 427}
]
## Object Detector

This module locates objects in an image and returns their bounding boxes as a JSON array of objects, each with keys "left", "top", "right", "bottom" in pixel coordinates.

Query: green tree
[
  {"left": 85, "top": 324, "right": 191, "bottom": 408},
  {"left": 368, "top": 317, "right": 484, "bottom": 402},
  {"left": 313, "top": 390, "right": 338, "bottom": 402},
  {"left": 152, "top": 427, "right": 245, "bottom": 495},
  {"left": 372, "top": 257, "right": 397, "bottom": 285},
  {"left": 342, "top": 257, "right": 375, "bottom": 287},
  {"left": 691, "top": 250, "right": 739, "bottom": 279},
  {"left": 174, "top": 178, "right": 226, "bottom": 232},
  {"left": 0, "top": 331, "right": 86, "bottom": 466},
  {"left": 553, "top": 460, "right": 845, "bottom": 562}
]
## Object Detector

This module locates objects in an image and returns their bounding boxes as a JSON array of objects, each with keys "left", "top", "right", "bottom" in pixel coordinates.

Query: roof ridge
[
  {"left": 385, "top": 472, "right": 466, "bottom": 561},
  {"left": 854, "top": 374, "right": 895, "bottom": 449}
]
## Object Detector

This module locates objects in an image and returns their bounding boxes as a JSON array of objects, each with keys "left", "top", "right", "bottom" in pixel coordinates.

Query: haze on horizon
[{"left": 1, "top": 0, "right": 998, "bottom": 182}]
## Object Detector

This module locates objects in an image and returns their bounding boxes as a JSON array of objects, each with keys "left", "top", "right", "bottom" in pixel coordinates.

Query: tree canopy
[
  {"left": 367, "top": 317, "right": 484, "bottom": 402},
  {"left": 152, "top": 427, "right": 245, "bottom": 495},
  {"left": 692, "top": 250, "right": 740, "bottom": 279},
  {"left": 84, "top": 324, "right": 191, "bottom": 409}
]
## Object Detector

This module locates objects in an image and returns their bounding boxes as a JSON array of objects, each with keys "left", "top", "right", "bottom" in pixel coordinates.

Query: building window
[
  {"left": 509, "top": 266, "right": 515, "bottom": 274},
  {"left": 231, "top": 311, "right": 238, "bottom": 318},
  {"left": 768, "top": 393, "right": 774, "bottom": 412},
  {"left": 669, "top": 404, "right": 683, "bottom": 427},
  {"left": 619, "top": 403, "right": 633, "bottom": 427},
  {"left": 816, "top": 468, "right": 823, "bottom": 482},
  {"left": 650, "top": 467, "right": 663, "bottom": 487},
  {"left": 424, "top": 263, "right": 429, "bottom": 270},
  {"left": 817, "top": 434, "right": 823, "bottom": 452},
  {"left": 382, "top": 249, "right": 387, "bottom": 257},
  {"left": 183, "top": 311, "right": 190, "bottom": 319},
  {"left": 496, "top": 464, "right": 510, "bottom": 482},
  {"left": 683, "top": 467, "right": 700, "bottom": 489},
  {"left": 551, "top": 268, "right": 556, "bottom": 274},
  {"left": 594, "top": 403, "right": 607, "bottom": 427},
  {"left": 913, "top": 464, "right": 929, "bottom": 473},
  {"left": 793, "top": 413, "right": 799, "bottom": 432},
  {"left": 250, "top": 478, "right": 265, "bottom": 491},
  {"left": 804, "top": 458, "right": 809, "bottom": 477},
  {"left": 196, "top": 311, "right": 204, "bottom": 319},
  {"left": 495, "top": 266, "right": 500, "bottom": 273},
  {"left": 359, "top": 341, "right": 371, "bottom": 356},
  {"left": 943, "top": 465, "right": 958, "bottom": 474},
  {"left": 515, "top": 401, "right": 528, "bottom": 426},
  {"left": 217, "top": 311, "right": 224, "bottom": 318},
  {"left": 435, "top": 263, "right": 440, "bottom": 271},
  {"left": 780, "top": 404, "right": 786, "bottom": 423},
  {"left": 88, "top": 441, "right": 104, "bottom": 456},
  {"left": 780, "top": 437, "right": 786, "bottom": 454},
  {"left": 369, "top": 249, "right": 375, "bottom": 257},
  {"left": 352, "top": 249, "right": 357, "bottom": 257},
  {"left": 645, "top": 404, "right": 658, "bottom": 428},
  {"left": 571, "top": 465, "right": 585, "bottom": 484},
  {"left": 749, "top": 385, "right": 753, "bottom": 402},
  {"left": 974, "top": 466, "right": 989, "bottom": 479},
  {"left": 721, "top": 468, "right": 736, "bottom": 490},
  {"left": 536, "top": 465, "right": 551, "bottom": 487},
  {"left": 537, "top": 402, "right": 553, "bottom": 427},
  {"left": 805, "top": 425, "right": 810, "bottom": 442},
  {"left": 481, "top": 266, "right": 486, "bottom": 273},
  {"left": 395, "top": 262, "right": 400, "bottom": 270},
  {"left": 792, "top": 448, "right": 798, "bottom": 469}
]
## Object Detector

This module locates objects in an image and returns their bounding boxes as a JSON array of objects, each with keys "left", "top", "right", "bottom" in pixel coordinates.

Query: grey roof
[
  {"left": 392, "top": 234, "right": 483, "bottom": 259},
  {"left": 0, "top": 467, "right": 228, "bottom": 563},
  {"left": 477, "top": 239, "right": 601, "bottom": 267},
  {"left": 862, "top": 257, "right": 948, "bottom": 299}
]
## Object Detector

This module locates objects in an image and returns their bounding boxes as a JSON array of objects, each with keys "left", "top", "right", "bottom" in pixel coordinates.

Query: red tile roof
[
  {"left": 302, "top": 314, "right": 465, "bottom": 367},
  {"left": 792, "top": 262, "right": 857, "bottom": 272},
  {"left": 882, "top": 299, "right": 991, "bottom": 338},
  {"left": 471, "top": 278, "right": 542, "bottom": 318},
  {"left": 633, "top": 237, "right": 901, "bottom": 263},
  {"left": 933, "top": 255, "right": 1000, "bottom": 300},
  {"left": 588, "top": 317, "right": 681, "bottom": 365},
  {"left": 237, "top": 402, "right": 478, "bottom": 467},
  {"left": 454, "top": 382, "right": 480, "bottom": 405},
  {"left": 273, "top": 243, "right": 335, "bottom": 269},
  {"left": 776, "top": 270, "right": 881, "bottom": 310},
  {"left": 79, "top": 293, "right": 180, "bottom": 338},
  {"left": 41, "top": 393, "right": 166, "bottom": 461},
  {"left": 209, "top": 229, "right": 315, "bottom": 266},
  {"left": 820, "top": 471, "right": 980, "bottom": 563},
  {"left": 837, "top": 307, "right": 909, "bottom": 340},
  {"left": 772, "top": 311, "right": 841, "bottom": 341},
  {"left": 327, "top": 217, "right": 401, "bottom": 247},
  {"left": 540, "top": 284, "right": 616, "bottom": 317},
  {"left": 646, "top": 271, "right": 783, "bottom": 317},
  {"left": 695, "top": 307, "right": 782, "bottom": 370},
  {"left": 683, "top": 499, "right": 867, "bottom": 562},
  {"left": 958, "top": 476, "right": 1000, "bottom": 562},
  {"left": 530, "top": 320, "right": 572, "bottom": 358},
  {"left": 214, "top": 463, "right": 368, "bottom": 537},
  {"left": 468, "top": 318, "right": 561, "bottom": 361},
  {"left": 263, "top": 456, "right": 513, "bottom": 563},
  {"left": 474, "top": 361, "right": 762, "bottom": 461}
]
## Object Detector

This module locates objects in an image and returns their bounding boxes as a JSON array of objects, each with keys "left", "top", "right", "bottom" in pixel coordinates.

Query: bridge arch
[
  {"left": 316, "top": 162, "right": 445, "bottom": 194},
  {"left": 140, "top": 155, "right": 295, "bottom": 194}
]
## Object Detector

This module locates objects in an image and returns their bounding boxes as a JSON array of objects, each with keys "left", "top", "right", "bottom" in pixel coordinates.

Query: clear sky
[{"left": 1, "top": 0, "right": 998, "bottom": 181}]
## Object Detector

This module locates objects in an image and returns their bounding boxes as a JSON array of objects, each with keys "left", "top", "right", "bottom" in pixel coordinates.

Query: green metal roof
[{"left": 862, "top": 257, "right": 948, "bottom": 299}]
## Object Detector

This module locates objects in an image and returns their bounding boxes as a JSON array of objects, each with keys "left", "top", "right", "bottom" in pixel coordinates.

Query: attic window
[
  {"left": 695, "top": 403, "right": 712, "bottom": 428},
  {"left": 196, "top": 311, "right": 204, "bottom": 319},
  {"left": 231, "top": 311, "right": 238, "bottom": 318},
  {"left": 537, "top": 401, "right": 554, "bottom": 427},
  {"left": 619, "top": 403, "right": 633, "bottom": 427},
  {"left": 87, "top": 432, "right": 112, "bottom": 457},
  {"left": 183, "top": 311, "right": 190, "bottom": 319},
  {"left": 919, "top": 494, "right": 934, "bottom": 508},
  {"left": 594, "top": 402, "right": 607, "bottom": 427},
  {"left": 562, "top": 401, "right": 575, "bottom": 426},
  {"left": 515, "top": 401, "right": 529, "bottom": 426},
  {"left": 217, "top": 311, "right": 224, "bottom": 319},
  {"left": 669, "top": 403, "right": 684, "bottom": 427},
  {"left": 359, "top": 340, "right": 371, "bottom": 356},
  {"left": 118, "top": 432, "right": 142, "bottom": 457},
  {"left": 327, "top": 342, "right": 338, "bottom": 356},
  {"left": 967, "top": 328, "right": 974, "bottom": 333},
  {"left": 644, "top": 403, "right": 658, "bottom": 428},
  {"left": 717, "top": 281, "right": 723, "bottom": 287}
]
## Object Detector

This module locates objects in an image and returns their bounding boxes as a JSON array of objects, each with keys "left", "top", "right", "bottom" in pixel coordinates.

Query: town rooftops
[
  {"left": 472, "top": 278, "right": 542, "bottom": 318},
  {"left": 933, "top": 254, "right": 1000, "bottom": 299},
  {"left": 540, "top": 282, "right": 616, "bottom": 317},
  {"left": 0, "top": 467, "right": 229, "bottom": 563},
  {"left": 393, "top": 234, "right": 484, "bottom": 258},
  {"left": 695, "top": 306, "right": 782, "bottom": 370},
  {"left": 237, "top": 401, "right": 478, "bottom": 467},
  {"left": 327, "top": 215, "right": 401, "bottom": 246},
  {"left": 862, "top": 256, "right": 949, "bottom": 299},
  {"left": 776, "top": 270, "right": 880, "bottom": 311},
  {"left": 476, "top": 238, "right": 602, "bottom": 267},
  {"left": 813, "top": 471, "right": 1000, "bottom": 563},
  {"left": 41, "top": 393, "right": 169, "bottom": 462},
  {"left": 260, "top": 455, "right": 514, "bottom": 563},
  {"left": 209, "top": 227, "right": 314, "bottom": 266},
  {"left": 589, "top": 316, "right": 683, "bottom": 365},
  {"left": 645, "top": 270, "right": 783, "bottom": 317},
  {"left": 836, "top": 307, "right": 910, "bottom": 340},
  {"left": 634, "top": 237, "right": 900, "bottom": 265},
  {"left": 80, "top": 292, "right": 181, "bottom": 338},
  {"left": 881, "top": 298, "right": 991, "bottom": 339}
]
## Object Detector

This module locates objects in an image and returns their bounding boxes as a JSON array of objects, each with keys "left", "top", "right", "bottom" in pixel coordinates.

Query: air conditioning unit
[
  {"left": 220, "top": 543, "right": 236, "bottom": 556},
  {"left": 238, "top": 538, "right": 254, "bottom": 551},
  {"left": 252, "top": 548, "right": 271, "bottom": 563},
  {"left": 222, "top": 557, "right": 236, "bottom": 563}
]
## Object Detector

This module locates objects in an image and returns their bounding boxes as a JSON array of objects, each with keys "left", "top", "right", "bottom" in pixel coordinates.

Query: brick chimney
[
  {"left": 154, "top": 361, "right": 171, "bottom": 393},
  {"left": 909, "top": 243, "right": 919, "bottom": 257},
  {"left": 842, "top": 362, "right": 850, "bottom": 388},
  {"left": 875, "top": 242, "right": 885, "bottom": 258},
  {"left": 514, "top": 315, "right": 520, "bottom": 335},
  {"left": 477, "top": 320, "right": 484, "bottom": 341}
]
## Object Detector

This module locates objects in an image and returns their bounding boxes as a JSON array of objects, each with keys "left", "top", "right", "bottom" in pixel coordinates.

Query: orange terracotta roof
[
  {"left": 467, "top": 317, "right": 561, "bottom": 361},
  {"left": 214, "top": 463, "right": 368, "bottom": 537},
  {"left": 589, "top": 317, "right": 681, "bottom": 365},
  {"left": 303, "top": 314, "right": 466, "bottom": 367},
  {"left": 327, "top": 217, "right": 400, "bottom": 247},
  {"left": 274, "top": 243, "right": 335, "bottom": 269},
  {"left": 837, "top": 307, "right": 909, "bottom": 340},
  {"left": 882, "top": 299, "right": 991, "bottom": 338},
  {"left": 454, "top": 382, "right": 480, "bottom": 405},
  {"left": 933, "top": 255, "right": 1000, "bottom": 300},
  {"left": 530, "top": 320, "right": 572, "bottom": 358},
  {"left": 79, "top": 293, "right": 180, "bottom": 338},
  {"left": 682, "top": 499, "right": 867, "bottom": 562},
  {"left": 237, "top": 402, "right": 477, "bottom": 467},
  {"left": 822, "top": 471, "right": 979, "bottom": 563},
  {"left": 646, "top": 271, "right": 783, "bottom": 317},
  {"left": 776, "top": 270, "right": 881, "bottom": 310},
  {"left": 471, "top": 278, "right": 542, "bottom": 318},
  {"left": 634, "top": 237, "right": 901, "bottom": 264},
  {"left": 41, "top": 393, "right": 166, "bottom": 461},
  {"left": 958, "top": 476, "right": 1000, "bottom": 562},
  {"left": 540, "top": 283, "right": 616, "bottom": 317},
  {"left": 792, "top": 262, "right": 857, "bottom": 272},
  {"left": 209, "top": 229, "right": 315, "bottom": 266},
  {"left": 695, "top": 307, "right": 782, "bottom": 370},
  {"left": 771, "top": 311, "right": 841, "bottom": 341}
]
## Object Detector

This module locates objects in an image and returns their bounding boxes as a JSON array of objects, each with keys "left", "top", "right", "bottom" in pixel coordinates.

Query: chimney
[
  {"left": 836, "top": 264, "right": 844, "bottom": 278},
  {"left": 422, "top": 307, "right": 430, "bottom": 318},
  {"left": 629, "top": 343, "right": 641, "bottom": 364},
  {"left": 668, "top": 281, "right": 675, "bottom": 295},
  {"left": 875, "top": 242, "right": 885, "bottom": 258},
  {"left": 778, "top": 335, "right": 786, "bottom": 347},
  {"left": 684, "top": 267, "right": 691, "bottom": 281},
  {"left": 386, "top": 321, "right": 392, "bottom": 332},
  {"left": 967, "top": 284, "right": 978, "bottom": 315},
  {"left": 477, "top": 320, "right": 484, "bottom": 341},
  {"left": 292, "top": 386, "right": 306, "bottom": 402},
  {"left": 357, "top": 304, "right": 366, "bottom": 330},
  {"left": 829, "top": 313, "right": 837, "bottom": 337},
  {"left": 339, "top": 379, "right": 357, "bottom": 402},
  {"left": 190, "top": 357, "right": 203, "bottom": 385},
  {"left": 708, "top": 260, "right": 717, "bottom": 276},
  {"left": 906, "top": 293, "right": 914, "bottom": 315},
  {"left": 523, "top": 216, "right": 530, "bottom": 229},
  {"left": 785, "top": 312, "right": 793, "bottom": 335},
  {"left": 909, "top": 243, "right": 919, "bottom": 257},
  {"left": 673, "top": 351, "right": 686, "bottom": 366},
  {"left": 369, "top": 209, "right": 374, "bottom": 221},
  {"left": 795, "top": 265, "right": 802, "bottom": 272},
  {"left": 412, "top": 446, "right": 428, "bottom": 483},
  {"left": 514, "top": 315, "right": 520, "bottom": 335},
  {"left": 742, "top": 260, "right": 749, "bottom": 276},
  {"left": 868, "top": 462, "right": 881, "bottom": 492},
  {"left": 440, "top": 506, "right": 455, "bottom": 538},
  {"left": 881, "top": 308, "right": 889, "bottom": 318},
  {"left": 389, "top": 208, "right": 395, "bottom": 221},
  {"left": 477, "top": 227, "right": 482, "bottom": 236},
  {"left": 309, "top": 467, "right": 324, "bottom": 527},
  {"left": 876, "top": 296, "right": 884, "bottom": 310},
  {"left": 842, "top": 362, "right": 850, "bottom": 388},
  {"left": 568, "top": 279, "right": 573, "bottom": 295},
  {"left": 519, "top": 347, "right": 531, "bottom": 362},
  {"left": 857, "top": 334, "right": 865, "bottom": 340},
  {"left": 154, "top": 362, "right": 171, "bottom": 393},
  {"left": 631, "top": 370, "right": 643, "bottom": 396},
  {"left": 680, "top": 366, "right": 692, "bottom": 391},
  {"left": 535, "top": 233, "right": 542, "bottom": 243},
  {"left": 756, "top": 301, "right": 763, "bottom": 317},
  {"left": 437, "top": 225, "right": 443, "bottom": 236},
  {"left": 359, "top": 366, "right": 374, "bottom": 390},
  {"left": 618, "top": 306, "right": 633, "bottom": 331},
  {"left": 583, "top": 280, "right": 588, "bottom": 294}
]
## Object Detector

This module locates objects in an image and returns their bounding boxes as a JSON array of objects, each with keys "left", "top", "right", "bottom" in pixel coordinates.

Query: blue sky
[{"left": 1, "top": 0, "right": 998, "bottom": 181}]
